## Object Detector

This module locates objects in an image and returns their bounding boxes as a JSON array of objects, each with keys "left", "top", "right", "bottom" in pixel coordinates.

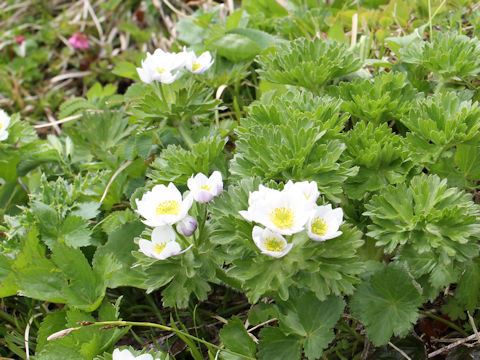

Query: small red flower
[{"left": 68, "top": 32, "right": 89, "bottom": 50}]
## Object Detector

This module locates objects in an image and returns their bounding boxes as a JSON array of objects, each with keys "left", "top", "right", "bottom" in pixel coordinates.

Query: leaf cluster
[
  {"left": 257, "top": 37, "right": 361, "bottom": 93},
  {"left": 327, "top": 72, "right": 419, "bottom": 124},
  {"left": 364, "top": 174, "right": 480, "bottom": 288},
  {"left": 230, "top": 90, "right": 357, "bottom": 201},
  {"left": 342, "top": 121, "right": 413, "bottom": 199}
]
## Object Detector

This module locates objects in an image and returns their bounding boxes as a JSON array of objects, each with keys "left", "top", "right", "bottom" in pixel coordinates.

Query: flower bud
[{"left": 176, "top": 216, "right": 198, "bottom": 236}]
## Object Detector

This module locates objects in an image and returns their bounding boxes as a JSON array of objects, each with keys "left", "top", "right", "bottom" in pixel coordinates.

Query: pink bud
[
  {"left": 15, "top": 35, "right": 26, "bottom": 45},
  {"left": 68, "top": 32, "right": 89, "bottom": 50},
  {"left": 176, "top": 216, "right": 198, "bottom": 236}
]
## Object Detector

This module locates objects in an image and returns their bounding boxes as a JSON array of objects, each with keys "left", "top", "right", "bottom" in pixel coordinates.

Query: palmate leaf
[
  {"left": 219, "top": 317, "right": 257, "bottom": 360},
  {"left": 400, "top": 92, "right": 480, "bottom": 164},
  {"left": 327, "top": 72, "right": 419, "bottom": 124},
  {"left": 400, "top": 32, "right": 480, "bottom": 80},
  {"left": 136, "top": 225, "right": 222, "bottom": 308},
  {"left": 350, "top": 263, "right": 423, "bottom": 346},
  {"left": 342, "top": 121, "right": 413, "bottom": 199},
  {"left": 230, "top": 91, "right": 357, "bottom": 201},
  {"left": 364, "top": 174, "right": 480, "bottom": 287},
  {"left": 149, "top": 135, "right": 226, "bottom": 185},
  {"left": 257, "top": 291, "right": 345, "bottom": 360},
  {"left": 257, "top": 37, "right": 360, "bottom": 94}
]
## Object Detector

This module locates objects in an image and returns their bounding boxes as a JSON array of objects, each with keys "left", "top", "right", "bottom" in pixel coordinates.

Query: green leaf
[
  {"left": 257, "top": 327, "right": 302, "bottom": 360},
  {"left": 454, "top": 258, "right": 480, "bottom": 313},
  {"left": 51, "top": 243, "right": 105, "bottom": 311},
  {"left": 210, "top": 33, "right": 262, "bottom": 62},
  {"left": 93, "top": 221, "right": 147, "bottom": 289},
  {"left": 135, "top": 133, "right": 153, "bottom": 159},
  {"left": 350, "top": 263, "right": 423, "bottom": 346},
  {"left": 149, "top": 135, "right": 226, "bottom": 185},
  {"left": 276, "top": 290, "right": 345, "bottom": 359},
  {"left": 60, "top": 216, "right": 92, "bottom": 248},
  {"left": 70, "top": 202, "right": 100, "bottom": 220},
  {"left": 219, "top": 317, "right": 257, "bottom": 360}
]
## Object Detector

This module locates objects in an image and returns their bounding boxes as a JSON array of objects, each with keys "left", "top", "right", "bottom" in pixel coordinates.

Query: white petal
[
  {"left": 139, "top": 239, "right": 157, "bottom": 258},
  {"left": 158, "top": 241, "right": 182, "bottom": 260},
  {"left": 239, "top": 210, "right": 252, "bottom": 222},
  {"left": 136, "top": 355, "right": 154, "bottom": 360},
  {"left": 194, "top": 190, "right": 214, "bottom": 203},
  {"left": 0, "top": 131, "right": 8, "bottom": 141},
  {"left": 151, "top": 225, "right": 176, "bottom": 244}
]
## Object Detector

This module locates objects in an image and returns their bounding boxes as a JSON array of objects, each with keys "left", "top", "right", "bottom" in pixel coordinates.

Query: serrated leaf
[
  {"left": 61, "top": 216, "right": 92, "bottom": 248},
  {"left": 219, "top": 317, "right": 256, "bottom": 360},
  {"left": 70, "top": 202, "right": 100, "bottom": 220},
  {"left": 257, "top": 327, "right": 302, "bottom": 360},
  {"left": 350, "top": 263, "right": 423, "bottom": 346},
  {"left": 276, "top": 290, "right": 345, "bottom": 359}
]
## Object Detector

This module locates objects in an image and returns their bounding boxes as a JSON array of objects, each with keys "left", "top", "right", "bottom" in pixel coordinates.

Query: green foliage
[
  {"left": 327, "top": 72, "right": 419, "bottom": 124},
  {"left": 230, "top": 90, "right": 357, "bottom": 201},
  {"left": 400, "top": 92, "right": 480, "bottom": 164},
  {"left": 129, "top": 81, "right": 221, "bottom": 123},
  {"left": 342, "top": 121, "right": 413, "bottom": 199},
  {"left": 36, "top": 299, "right": 127, "bottom": 359},
  {"left": 219, "top": 317, "right": 257, "bottom": 360},
  {"left": 257, "top": 290, "right": 345, "bottom": 360},
  {"left": 257, "top": 38, "right": 361, "bottom": 93},
  {"left": 364, "top": 174, "right": 480, "bottom": 288},
  {"left": 350, "top": 263, "right": 423, "bottom": 346},
  {"left": 149, "top": 135, "right": 226, "bottom": 185},
  {"left": 400, "top": 32, "right": 480, "bottom": 80},
  {"left": 134, "top": 225, "right": 222, "bottom": 308}
]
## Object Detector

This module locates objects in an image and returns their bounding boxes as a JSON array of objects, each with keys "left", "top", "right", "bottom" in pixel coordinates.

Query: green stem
[
  {"left": 177, "top": 124, "right": 195, "bottom": 150},
  {"left": 79, "top": 320, "right": 255, "bottom": 360},
  {"left": 419, "top": 310, "right": 468, "bottom": 336},
  {"left": 0, "top": 309, "right": 16, "bottom": 325},
  {"left": 215, "top": 268, "right": 243, "bottom": 291}
]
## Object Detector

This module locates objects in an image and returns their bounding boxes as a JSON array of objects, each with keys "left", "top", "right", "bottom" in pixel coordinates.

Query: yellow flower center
[
  {"left": 0, "top": 123, "right": 3, "bottom": 130},
  {"left": 270, "top": 207, "right": 295, "bottom": 229},
  {"left": 264, "top": 237, "right": 284, "bottom": 252},
  {"left": 311, "top": 217, "right": 328, "bottom": 235},
  {"left": 156, "top": 200, "right": 180, "bottom": 216},
  {"left": 192, "top": 62, "right": 202, "bottom": 71},
  {"left": 154, "top": 242, "right": 167, "bottom": 254},
  {"left": 304, "top": 192, "right": 310, "bottom": 200},
  {"left": 157, "top": 67, "right": 166, "bottom": 74},
  {"left": 200, "top": 184, "right": 211, "bottom": 191}
]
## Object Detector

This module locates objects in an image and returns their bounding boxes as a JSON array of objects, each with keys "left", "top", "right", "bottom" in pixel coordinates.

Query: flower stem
[
  {"left": 177, "top": 123, "right": 194, "bottom": 150},
  {"left": 77, "top": 320, "right": 255, "bottom": 359}
]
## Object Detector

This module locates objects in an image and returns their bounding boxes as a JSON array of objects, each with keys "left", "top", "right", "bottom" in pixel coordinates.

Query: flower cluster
[
  {"left": 135, "top": 171, "right": 222, "bottom": 260},
  {"left": 0, "top": 110, "right": 10, "bottom": 141},
  {"left": 136, "top": 48, "right": 213, "bottom": 84},
  {"left": 240, "top": 181, "right": 343, "bottom": 258}
]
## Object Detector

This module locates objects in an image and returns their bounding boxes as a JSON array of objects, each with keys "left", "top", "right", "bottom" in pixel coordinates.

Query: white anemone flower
[
  {"left": 138, "top": 225, "right": 192, "bottom": 260},
  {"left": 184, "top": 51, "right": 214, "bottom": 74},
  {"left": 187, "top": 171, "right": 223, "bottom": 203},
  {"left": 136, "top": 183, "right": 193, "bottom": 227},
  {"left": 136, "top": 49, "right": 185, "bottom": 84},
  {"left": 239, "top": 185, "right": 312, "bottom": 235},
  {"left": 0, "top": 110, "right": 10, "bottom": 141},
  {"left": 284, "top": 180, "right": 319, "bottom": 205},
  {"left": 306, "top": 204, "right": 343, "bottom": 241},
  {"left": 252, "top": 226, "right": 293, "bottom": 258},
  {"left": 112, "top": 348, "right": 157, "bottom": 360}
]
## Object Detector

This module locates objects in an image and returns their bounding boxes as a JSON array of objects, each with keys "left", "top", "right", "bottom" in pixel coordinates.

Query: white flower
[
  {"left": 176, "top": 215, "right": 198, "bottom": 236},
  {"left": 187, "top": 171, "right": 223, "bottom": 203},
  {"left": 0, "top": 110, "right": 10, "bottom": 141},
  {"left": 306, "top": 204, "right": 343, "bottom": 242},
  {"left": 252, "top": 226, "right": 293, "bottom": 258},
  {"left": 184, "top": 50, "right": 214, "bottom": 74},
  {"left": 135, "top": 183, "right": 193, "bottom": 227},
  {"left": 239, "top": 184, "right": 312, "bottom": 235},
  {"left": 284, "top": 180, "right": 319, "bottom": 205},
  {"left": 138, "top": 225, "right": 191, "bottom": 260},
  {"left": 136, "top": 49, "right": 185, "bottom": 84},
  {"left": 112, "top": 348, "right": 157, "bottom": 360}
]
